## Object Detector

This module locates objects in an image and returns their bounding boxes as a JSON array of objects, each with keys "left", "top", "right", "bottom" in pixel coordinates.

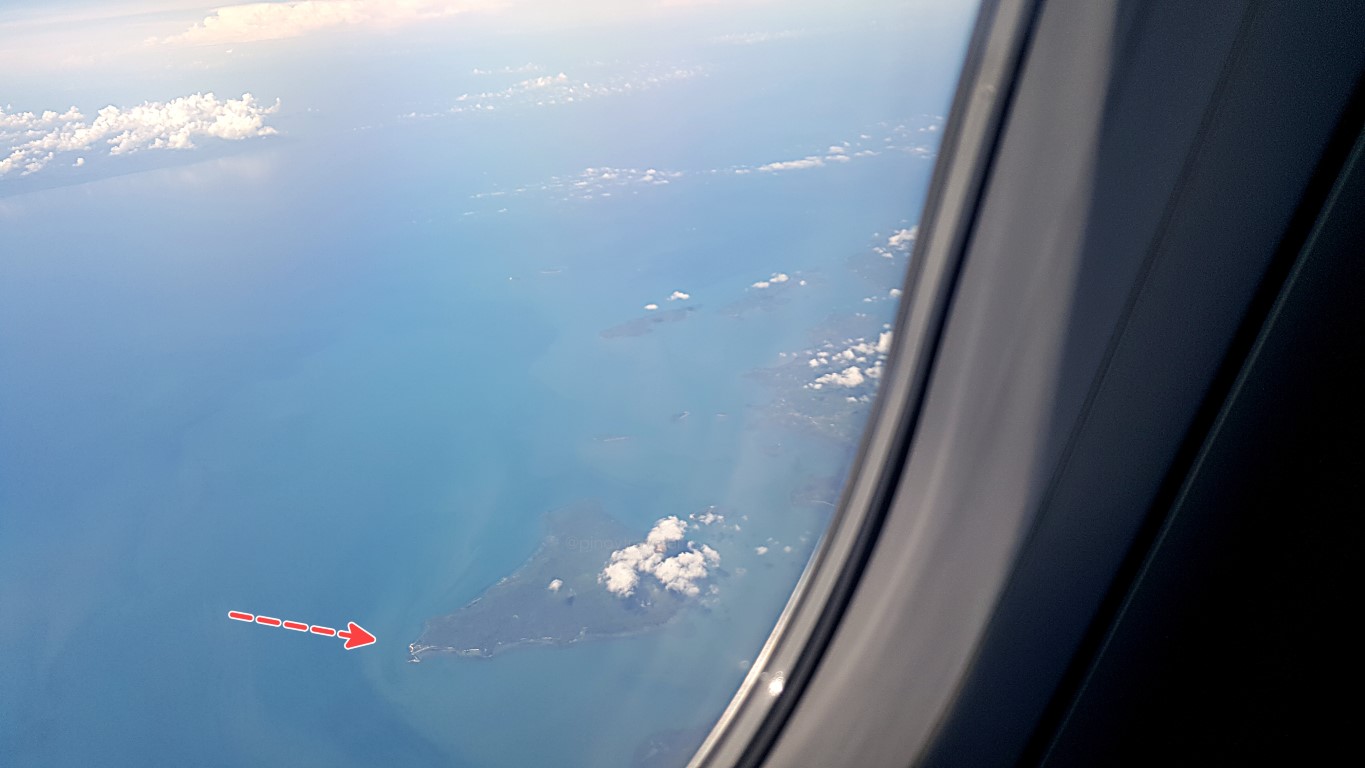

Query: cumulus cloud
[
  {"left": 644, "top": 303, "right": 659, "bottom": 311},
  {"left": 651, "top": 550, "right": 710, "bottom": 594},
  {"left": 813, "top": 366, "right": 866, "bottom": 389},
  {"left": 758, "top": 155, "right": 824, "bottom": 172},
  {"left": 599, "top": 516, "right": 721, "bottom": 598},
  {"left": 750, "top": 271, "right": 790, "bottom": 289},
  {"left": 547, "top": 578, "right": 563, "bottom": 592},
  {"left": 692, "top": 508, "right": 724, "bottom": 525},
  {"left": 799, "top": 329, "right": 898, "bottom": 393},
  {"left": 599, "top": 559, "right": 641, "bottom": 596},
  {"left": 667, "top": 290, "right": 690, "bottom": 301},
  {"left": 646, "top": 516, "right": 687, "bottom": 548},
  {"left": 1, "top": 92, "right": 279, "bottom": 178},
  {"left": 160, "top": 0, "right": 493, "bottom": 46},
  {"left": 888, "top": 226, "right": 918, "bottom": 250}
]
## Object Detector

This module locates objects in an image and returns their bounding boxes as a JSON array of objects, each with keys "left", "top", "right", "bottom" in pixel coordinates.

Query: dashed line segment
[{"left": 227, "top": 611, "right": 375, "bottom": 650}]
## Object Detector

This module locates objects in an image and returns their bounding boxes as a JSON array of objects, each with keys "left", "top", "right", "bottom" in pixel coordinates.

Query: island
[
  {"left": 410, "top": 502, "right": 719, "bottom": 661},
  {"left": 600, "top": 306, "right": 696, "bottom": 338}
]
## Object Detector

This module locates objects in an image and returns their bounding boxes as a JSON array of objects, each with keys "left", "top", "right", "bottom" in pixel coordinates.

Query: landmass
[
  {"left": 601, "top": 306, "right": 696, "bottom": 338},
  {"left": 747, "top": 313, "right": 893, "bottom": 443},
  {"left": 410, "top": 502, "right": 716, "bottom": 661}
]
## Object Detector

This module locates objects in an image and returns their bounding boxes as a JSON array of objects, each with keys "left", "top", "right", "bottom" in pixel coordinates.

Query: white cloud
[
  {"left": 470, "top": 115, "right": 942, "bottom": 207},
  {"left": 700, "top": 544, "right": 720, "bottom": 565},
  {"left": 758, "top": 155, "right": 824, "bottom": 172},
  {"left": 710, "top": 30, "right": 803, "bottom": 45},
  {"left": 751, "top": 271, "right": 790, "bottom": 289},
  {"left": 692, "top": 508, "right": 724, "bottom": 525},
  {"left": 755, "top": 546, "right": 768, "bottom": 555},
  {"left": 651, "top": 550, "right": 709, "bottom": 596},
  {"left": 444, "top": 66, "right": 701, "bottom": 117},
  {"left": 160, "top": 0, "right": 495, "bottom": 46},
  {"left": 547, "top": 578, "right": 563, "bottom": 592},
  {"left": 495, "top": 164, "right": 684, "bottom": 202},
  {"left": 1, "top": 92, "right": 278, "bottom": 178},
  {"left": 888, "top": 226, "right": 917, "bottom": 249},
  {"left": 472, "top": 63, "right": 541, "bottom": 75},
  {"left": 667, "top": 290, "right": 690, "bottom": 301},
  {"left": 646, "top": 515, "right": 687, "bottom": 548},
  {"left": 599, "top": 516, "right": 720, "bottom": 598},
  {"left": 798, "top": 330, "right": 895, "bottom": 396},
  {"left": 643, "top": 303, "right": 659, "bottom": 311},
  {"left": 812, "top": 366, "right": 865, "bottom": 389},
  {"left": 599, "top": 560, "right": 640, "bottom": 596},
  {"left": 889, "top": 288, "right": 903, "bottom": 298}
]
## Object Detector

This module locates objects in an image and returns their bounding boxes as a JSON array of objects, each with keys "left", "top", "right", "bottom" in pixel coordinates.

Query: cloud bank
[
  {"left": 437, "top": 66, "right": 702, "bottom": 117},
  {"left": 710, "top": 30, "right": 803, "bottom": 45},
  {"left": 160, "top": 0, "right": 492, "bottom": 46},
  {"left": 1, "top": 92, "right": 279, "bottom": 177}
]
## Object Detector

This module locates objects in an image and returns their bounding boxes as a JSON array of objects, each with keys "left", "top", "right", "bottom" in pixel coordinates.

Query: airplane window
[{"left": 0, "top": 2, "right": 978, "bottom": 765}]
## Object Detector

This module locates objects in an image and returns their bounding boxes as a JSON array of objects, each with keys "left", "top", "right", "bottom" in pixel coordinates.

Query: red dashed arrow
[{"left": 228, "top": 611, "right": 377, "bottom": 650}]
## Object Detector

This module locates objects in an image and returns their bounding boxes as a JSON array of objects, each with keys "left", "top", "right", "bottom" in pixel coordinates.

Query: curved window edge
[{"left": 686, "top": 1, "right": 1044, "bottom": 765}]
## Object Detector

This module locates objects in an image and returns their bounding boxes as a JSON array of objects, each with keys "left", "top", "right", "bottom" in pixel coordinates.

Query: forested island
[{"left": 410, "top": 502, "right": 711, "bottom": 661}]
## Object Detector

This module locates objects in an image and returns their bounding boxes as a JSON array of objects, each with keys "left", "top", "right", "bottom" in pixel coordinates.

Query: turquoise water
[{"left": 0, "top": 14, "right": 967, "bottom": 766}]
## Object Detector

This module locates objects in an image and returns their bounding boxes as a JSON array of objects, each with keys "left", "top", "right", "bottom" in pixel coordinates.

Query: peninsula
[{"left": 410, "top": 502, "right": 705, "bottom": 661}]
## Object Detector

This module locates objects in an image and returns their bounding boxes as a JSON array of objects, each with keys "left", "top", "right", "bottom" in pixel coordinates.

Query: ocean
[{"left": 0, "top": 13, "right": 966, "bottom": 766}]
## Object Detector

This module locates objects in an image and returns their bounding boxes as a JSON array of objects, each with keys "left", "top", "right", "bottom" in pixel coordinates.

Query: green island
[{"left": 410, "top": 502, "right": 698, "bottom": 661}]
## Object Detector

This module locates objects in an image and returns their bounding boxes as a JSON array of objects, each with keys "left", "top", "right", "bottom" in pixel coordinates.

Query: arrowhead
[{"left": 338, "top": 622, "right": 376, "bottom": 650}]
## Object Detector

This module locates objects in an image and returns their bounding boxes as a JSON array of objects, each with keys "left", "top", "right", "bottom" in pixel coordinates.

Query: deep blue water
[{"left": 0, "top": 12, "right": 970, "bottom": 766}]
